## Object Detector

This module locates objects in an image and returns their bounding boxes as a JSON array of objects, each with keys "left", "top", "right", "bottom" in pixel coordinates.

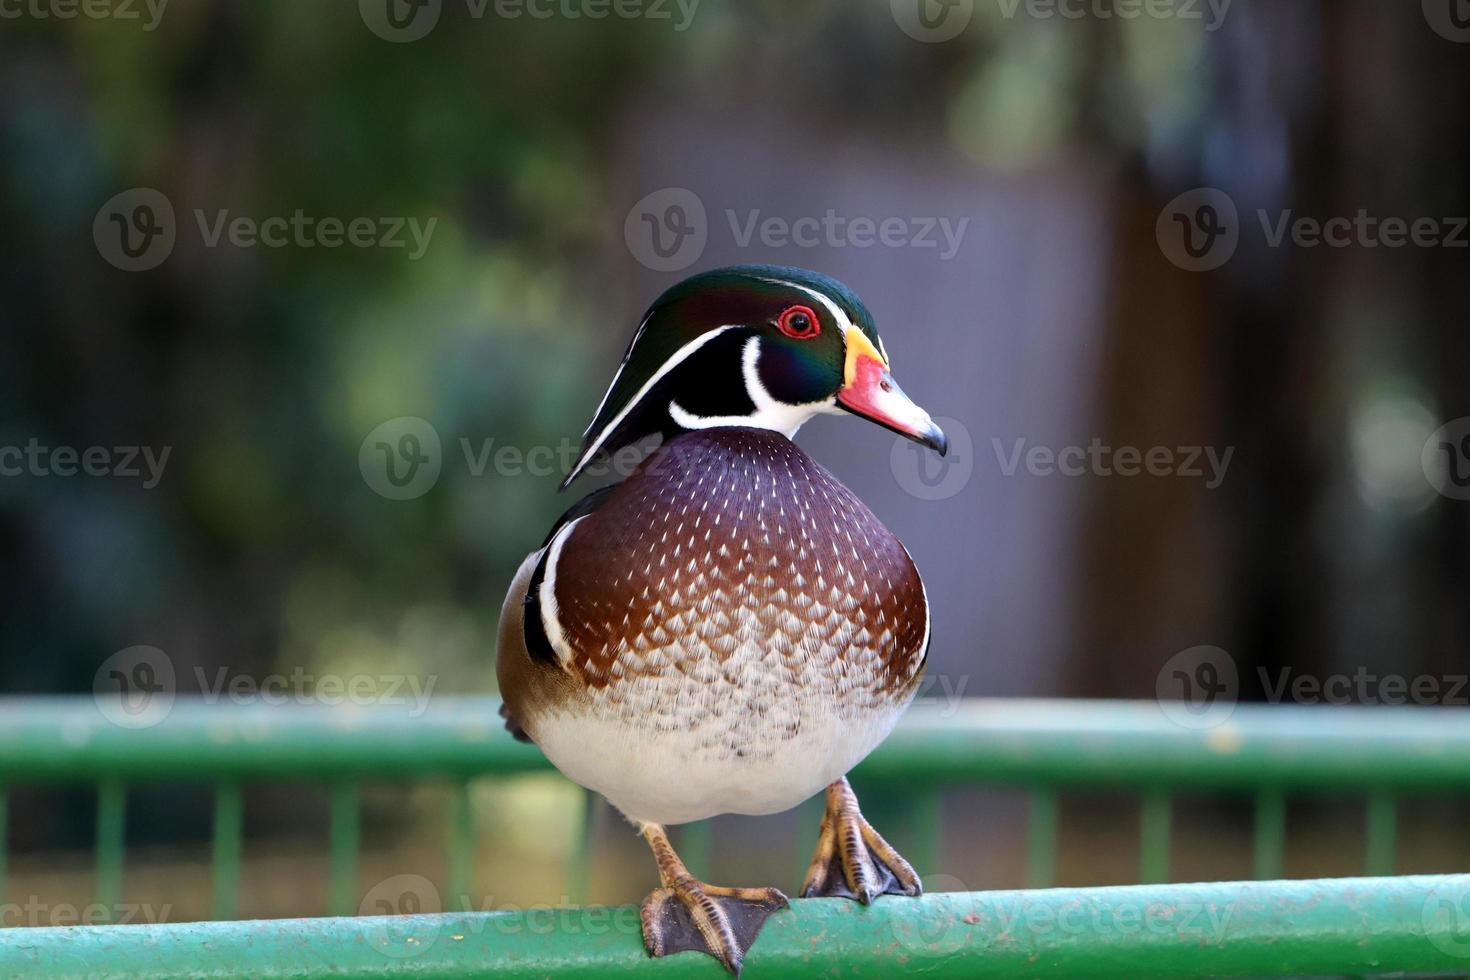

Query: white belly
[{"left": 529, "top": 645, "right": 914, "bottom": 825}]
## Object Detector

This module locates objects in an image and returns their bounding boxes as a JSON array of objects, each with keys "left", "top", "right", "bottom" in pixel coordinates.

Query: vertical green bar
[
  {"left": 568, "top": 790, "right": 596, "bottom": 905},
  {"left": 1138, "top": 789, "right": 1172, "bottom": 884},
  {"left": 0, "top": 783, "right": 7, "bottom": 904},
  {"left": 211, "top": 781, "right": 243, "bottom": 920},
  {"left": 1365, "top": 790, "right": 1397, "bottom": 876},
  {"left": 1026, "top": 787, "right": 1058, "bottom": 889},
  {"left": 445, "top": 780, "right": 474, "bottom": 913},
  {"left": 680, "top": 819, "right": 712, "bottom": 879},
  {"left": 328, "top": 782, "right": 360, "bottom": 916},
  {"left": 94, "top": 779, "right": 125, "bottom": 922},
  {"left": 1252, "top": 787, "right": 1286, "bottom": 880},
  {"left": 794, "top": 795, "right": 822, "bottom": 884},
  {"left": 909, "top": 789, "right": 940, "bottom": 879}
]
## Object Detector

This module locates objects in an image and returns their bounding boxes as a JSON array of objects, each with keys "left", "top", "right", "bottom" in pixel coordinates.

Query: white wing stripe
[{"left": 538, "top": 515, "right": 588, "bottom": 669}]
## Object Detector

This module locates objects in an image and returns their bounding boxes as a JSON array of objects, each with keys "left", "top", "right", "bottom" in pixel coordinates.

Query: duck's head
[{"left": 563, "top": 264, "right": 947, "bottom": 488}]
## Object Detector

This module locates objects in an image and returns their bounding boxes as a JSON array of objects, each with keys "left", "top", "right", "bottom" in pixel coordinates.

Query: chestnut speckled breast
[
  {"left": 554, "top": 426, "right": 925, "bottom": 696},
  {"left": 497, "top": 427, "right": 929, "bottom": 824}
]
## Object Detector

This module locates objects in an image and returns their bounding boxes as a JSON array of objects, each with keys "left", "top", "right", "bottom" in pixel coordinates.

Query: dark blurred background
[{"left": 2, "top": 0, "right": 1469, "bottom": 921}]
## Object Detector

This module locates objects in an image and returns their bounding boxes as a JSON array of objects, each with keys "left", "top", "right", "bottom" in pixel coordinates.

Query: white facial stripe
[
  {"left": 755, "top": 274, "right": 875, "bottom": 362},
  {"left": 538, "top": 516, "right": 586, "bottom": 670},
  {"left": 668, "top": 337, "right": 837, "bottom": 438},
  {"left": 755, "top": 275, "right": 854, "bottom": 334},
  {"left": 567, "top": 324, "right": 741, "bottom": 485}
]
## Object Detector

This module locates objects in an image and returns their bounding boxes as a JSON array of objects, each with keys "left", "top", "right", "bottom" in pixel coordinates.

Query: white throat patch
[{"left": 668, "top": 337, "right": 838, "bottom": 438}]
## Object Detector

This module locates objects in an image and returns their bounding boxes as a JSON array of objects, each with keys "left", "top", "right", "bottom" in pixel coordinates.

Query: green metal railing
[
  {"left": 1, "top": 697, "right": 1469, "bottom": 977},
  {"left": 11, "top": 876, "right": 1470, "bottom": 978}
]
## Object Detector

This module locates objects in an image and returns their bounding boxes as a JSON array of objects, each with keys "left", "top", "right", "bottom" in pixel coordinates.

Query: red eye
[{"left": 776, "top": 305, "right": 820, "bottom": 339}]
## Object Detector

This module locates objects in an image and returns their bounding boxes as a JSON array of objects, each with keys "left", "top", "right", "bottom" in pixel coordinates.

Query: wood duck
[{"left": 497, "top": 265, "right": 947, "bottom": 974}]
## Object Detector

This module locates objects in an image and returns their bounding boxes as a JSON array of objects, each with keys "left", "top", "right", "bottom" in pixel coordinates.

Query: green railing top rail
[
  {"left": 4, "top": 696, "right": 1470, "bottom": 789},
  {"left": 6, "top": 876, "right": 1470, "bottom": 979},
  {"left": 0, "top": 696, "right": 1463, "bottom": 926},
  {"left": 2, "top": 699, "right": 1466, "bottom": 977}
]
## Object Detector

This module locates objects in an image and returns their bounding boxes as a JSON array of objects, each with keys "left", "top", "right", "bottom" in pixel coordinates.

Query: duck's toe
[
  {"left": 640, "top": 879, "right": 788, "bottom": 975},
  {"left": 800, "top": 777, "right": 923, "bottom": 903}
]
